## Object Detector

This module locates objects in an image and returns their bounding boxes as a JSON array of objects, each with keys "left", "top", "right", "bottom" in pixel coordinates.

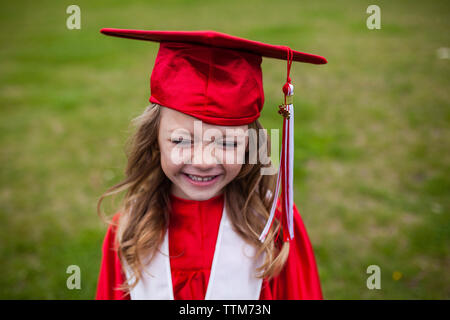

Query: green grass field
[{"left": 0, "top": 0, "right": 448, "bottom": 299}]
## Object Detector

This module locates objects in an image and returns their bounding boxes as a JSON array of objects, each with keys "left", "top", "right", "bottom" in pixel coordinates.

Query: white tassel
[
  {"left": 259, "top": 83, "right": 294, "bottom": 242},
  {"left": 259, "top": 160, "right": 281, "bottom": 242},
  {"left": 287, "top": 84, "right": 294, "bottom": 239}
]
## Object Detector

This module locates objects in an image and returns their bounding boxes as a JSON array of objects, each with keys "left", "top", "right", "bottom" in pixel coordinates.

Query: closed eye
[
  {"left": 171, "top": 137, "right": 192, "bottom": 146},
  {"left": 217, "top": 140, "right": 238, "bottom": 148}
]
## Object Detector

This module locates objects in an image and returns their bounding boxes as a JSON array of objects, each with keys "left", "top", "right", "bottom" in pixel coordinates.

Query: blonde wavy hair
[{"left": 97, "top": 103, "right": 289, "bottom": 293}]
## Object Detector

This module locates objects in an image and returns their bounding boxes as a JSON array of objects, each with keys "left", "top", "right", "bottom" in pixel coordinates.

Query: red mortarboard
[{"left": 100, "top": 28, "right": 327, "bottom": 241}]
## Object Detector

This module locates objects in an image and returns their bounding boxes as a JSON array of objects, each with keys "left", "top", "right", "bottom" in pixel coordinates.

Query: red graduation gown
[{"left": 95, "top": 193, "right": 323, "bottom": 300}]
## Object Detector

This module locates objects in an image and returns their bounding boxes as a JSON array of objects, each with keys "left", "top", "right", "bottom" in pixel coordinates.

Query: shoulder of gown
[
  {"left": 95, "top": 203, "right": 323, "bottom": 300},
  {"left": 95, "top": 213, "right": 129, "bottom": 300},
  {"left": 259, "top": 202, "right": 323, "bottom": 300}
]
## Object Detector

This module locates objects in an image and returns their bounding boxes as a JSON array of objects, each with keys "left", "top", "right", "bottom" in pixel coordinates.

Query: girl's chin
[{"left": 175, "top": 187, "right": 221, "bottom": 201}]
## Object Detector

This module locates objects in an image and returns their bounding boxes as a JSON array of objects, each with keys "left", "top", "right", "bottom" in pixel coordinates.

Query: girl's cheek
[
  {"left": 223, "top": 162, "right": 243, "bottom": 181},
  {"left": 165, "top": 144, "right": 192, "bottom": 167},
  {"left": 224, "top": 148, "right": 246, "bottom": 165},
  {"left": 160, "top": 144, "right": 180, "bottom": 174}
]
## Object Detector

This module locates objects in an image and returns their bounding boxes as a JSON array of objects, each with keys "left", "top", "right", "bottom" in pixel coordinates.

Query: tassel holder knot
[{"left": 278, "top": 104, "right": 290, "bottom": 119}]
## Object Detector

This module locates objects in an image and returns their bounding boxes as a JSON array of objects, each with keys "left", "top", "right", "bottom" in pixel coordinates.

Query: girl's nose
[{"left": 191, "top": 141, "right": 220, "bottom": 167}]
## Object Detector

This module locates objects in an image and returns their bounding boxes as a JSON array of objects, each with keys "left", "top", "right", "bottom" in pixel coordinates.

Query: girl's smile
[{"left": 181, "top": 172, "right": 222, "bottom": 186}]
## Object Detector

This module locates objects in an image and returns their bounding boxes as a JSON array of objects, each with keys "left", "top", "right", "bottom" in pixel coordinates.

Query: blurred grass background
[{"left": 0, "top": 0, "right": 449, "bottom": 299}]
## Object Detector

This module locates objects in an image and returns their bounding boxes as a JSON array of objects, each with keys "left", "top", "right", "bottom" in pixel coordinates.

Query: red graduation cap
[{"left": 100, "top": 28, "right": 327, "bottom": 241}]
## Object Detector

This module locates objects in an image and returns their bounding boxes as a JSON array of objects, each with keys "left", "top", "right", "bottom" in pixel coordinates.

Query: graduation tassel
[{"left": 259, "top": 47, "right": 295, "bottom": 242}]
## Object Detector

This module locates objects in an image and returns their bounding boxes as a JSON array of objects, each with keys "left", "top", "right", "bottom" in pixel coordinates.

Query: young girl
[{"left": 95, "top": 29, "right": 326, "bottom": 300}]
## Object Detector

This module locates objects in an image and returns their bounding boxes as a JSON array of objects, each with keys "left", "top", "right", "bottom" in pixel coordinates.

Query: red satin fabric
[
  {"left": 95, "top": 194, "right": 323, "bottom": 300},
  {"left": 100, "top": 29, "right": 328, "bottom": 65},
  {"left": 150, "top": 42, "right": 264, "bottom": 126}
]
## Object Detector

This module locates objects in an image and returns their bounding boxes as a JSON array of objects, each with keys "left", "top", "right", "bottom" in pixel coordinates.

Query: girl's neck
[{"left": 169, "top": 192, "right": 225, "bottom": 220}]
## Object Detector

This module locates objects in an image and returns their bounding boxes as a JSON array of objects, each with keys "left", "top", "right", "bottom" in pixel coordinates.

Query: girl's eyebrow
[{"left": 168, "top": 128, "right": 193, "bottom": 135}]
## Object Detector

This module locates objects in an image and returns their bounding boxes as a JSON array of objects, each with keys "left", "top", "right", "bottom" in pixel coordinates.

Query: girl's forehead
[{"left": 161, "top": 107, "right": 248, "bottom": 134}]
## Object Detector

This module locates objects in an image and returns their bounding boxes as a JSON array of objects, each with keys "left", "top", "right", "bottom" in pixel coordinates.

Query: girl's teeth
[{"left": 188, "top": 174, "right": 215, "bottom": 182}]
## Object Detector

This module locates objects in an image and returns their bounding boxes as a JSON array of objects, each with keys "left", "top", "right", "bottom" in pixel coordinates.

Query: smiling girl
[{"left": 95, "top": 29, "right": 326, "bottom": 300}]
